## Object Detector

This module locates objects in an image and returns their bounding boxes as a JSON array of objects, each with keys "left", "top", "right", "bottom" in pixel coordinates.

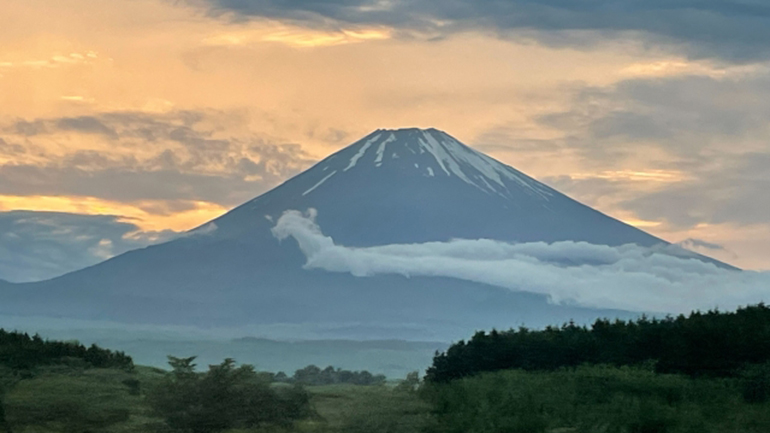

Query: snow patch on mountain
[
  {"left": 332, "top": 128, "right": 554, "bottom": 202},
  {"left": 374, "top": 133, "right": 397, "bottom": 166},
  {"left": 344, "top": 133, "right": 381, "bottom": 171},
  {"left": 303, "top": 170, "right": 337, "bottom": 196}
]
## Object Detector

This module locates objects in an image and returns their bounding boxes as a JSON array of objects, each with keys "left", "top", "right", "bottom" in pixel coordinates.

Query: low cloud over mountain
[{"left": 273, "top": 208, "right": 766, "bottom": 314}]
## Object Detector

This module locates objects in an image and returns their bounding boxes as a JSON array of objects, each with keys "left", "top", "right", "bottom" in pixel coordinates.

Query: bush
[
  {"left": 147, "top": 357, "right": 312, "bottom": 433},
  {"left": 420, "top": 366, "right": 767, "bottom": 433},
  {"left": 422, "top": 371, "right": 548, "bottom": 433},
  {"left": 740, "top": 362, "right": 770, "bottom": 403},
  {"left": 394, "top": 371, "right": 420, "bottom": 393},
  {"left": 291, "top": 365, "right": 387, "bottom": 386}
]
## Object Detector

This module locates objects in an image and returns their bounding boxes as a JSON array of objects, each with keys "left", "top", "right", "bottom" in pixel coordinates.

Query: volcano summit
[{"left": 0, "top": 128, "right": 723, "bottom": 340}]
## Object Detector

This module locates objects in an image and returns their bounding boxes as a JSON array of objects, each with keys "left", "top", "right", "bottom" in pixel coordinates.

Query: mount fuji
[{"left": 0, "top": 128, "right": 725, "bottom": 341}]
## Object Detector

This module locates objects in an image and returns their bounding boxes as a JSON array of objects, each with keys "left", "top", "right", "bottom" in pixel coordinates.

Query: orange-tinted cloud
[{"left": 0, "top": 195, "right": 226, "bottom": 232}]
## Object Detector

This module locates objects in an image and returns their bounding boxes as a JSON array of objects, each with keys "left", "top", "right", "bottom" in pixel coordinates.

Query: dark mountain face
[
  {"left": 0, "top": 128, "right": 713, "bottom": 340},
  {"left": 209, "top": 127, "right": 666, "bottom": 247}
]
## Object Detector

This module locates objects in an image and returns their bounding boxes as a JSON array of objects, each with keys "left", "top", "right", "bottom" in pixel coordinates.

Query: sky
[{"left": 1, "top": 0, "right": 769, "bottom": 281}]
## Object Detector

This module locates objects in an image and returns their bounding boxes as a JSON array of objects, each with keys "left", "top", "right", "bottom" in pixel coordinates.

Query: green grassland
[
  {"left": 4, "top": 364, "right": 770, "bottom": 433},
  {"left": 2, "top": 366, "right": 165, "bottom": 433}
]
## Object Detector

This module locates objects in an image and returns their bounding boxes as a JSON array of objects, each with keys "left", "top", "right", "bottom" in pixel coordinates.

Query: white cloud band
[{"left": 272, "top": 209, "right": 770, "bottom": 314}]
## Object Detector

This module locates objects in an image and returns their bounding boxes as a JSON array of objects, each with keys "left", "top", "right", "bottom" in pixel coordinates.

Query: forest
[
  {"left": 1, "top": 305, "right": 770, "bottom": 432},
  {"left": 0, "top": 329, "right": 133, "bottom": 370},
  {"left": 426, "top": 303, "right": 770, "bottom": 382}
]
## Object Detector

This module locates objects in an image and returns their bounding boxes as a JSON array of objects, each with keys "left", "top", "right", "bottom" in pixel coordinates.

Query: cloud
[
  {"left": 0, "top": 51, "right": 99, "bottom": 71},
  {"left": 512, "top": 73, "right": 770, "bottom": 233},
  {"left": 622, "top": 152, "right": 770, "bottom": 229},
  {"left": 55, "top": 116, "right": 118, "bottom": 139},
  {"left": 0, "top": 110, "right": 316, "bottom": 209},
  {"left": 678, "top": 238, "right": 726, "bottom": 252},
  {"left": 271, "top": 209, "right": 770, "bottom": 314},
  {"left": 192, "top": 0, "right": 770, "bottom": 60},
  {"left": 0, "top": 210, "right": 179, "bottom": 283},
  {"left": 536, "top": 74, "right": 770, "bottom": 159}
]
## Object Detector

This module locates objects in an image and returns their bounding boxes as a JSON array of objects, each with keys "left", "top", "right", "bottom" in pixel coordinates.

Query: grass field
[
  {"left": 4, "top": 364, "right": 770, "bottom": 433},
  {"left": 3, "top": 366, "right": 166, "bottom": 433},
  {"left": 1, "top": 365, "right": 428, "bottom": 433},
  {"left": 302, "top": 384, "right": 431, "bottom": 433}
]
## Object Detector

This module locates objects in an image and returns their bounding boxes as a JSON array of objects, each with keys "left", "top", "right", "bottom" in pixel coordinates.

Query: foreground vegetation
[
  {"left": 3, "top": 363, "right": 770, "bottom": 433},
  {"left": 2, "top": 305, "right": 770, "bottom": 432},
  {"left": 423, "top": 364, "right": 770, "bottom": 433},
  {"left": 0, "top": 331, "right": 395, "bottom": 433}
]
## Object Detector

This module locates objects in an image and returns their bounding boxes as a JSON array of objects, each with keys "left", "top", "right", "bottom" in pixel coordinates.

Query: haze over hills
[{"left": 0, "top": 128, "right": 727, "bottom": 341}]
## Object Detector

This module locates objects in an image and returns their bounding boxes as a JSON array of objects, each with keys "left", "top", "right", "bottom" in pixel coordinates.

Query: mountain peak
[
  {"left": 372, "top": 127, "right": 442, "bottom": 133},
  {"left": 309, "top": 128, "right": 554, "bottom": 201}
]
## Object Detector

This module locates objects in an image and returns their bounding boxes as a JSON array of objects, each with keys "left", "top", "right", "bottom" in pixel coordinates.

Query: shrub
[
  {"left": 147, "top": 357, "right": 312, "bottom": 433},
  {"left": 292, "top": 365, "right": 386, "bottom": 386},
  {"left": 740, "top": 362, "right": 770, "bottom": 403},
  {"left": 394, "top": 371, "right": 420, "bottom": 393}
]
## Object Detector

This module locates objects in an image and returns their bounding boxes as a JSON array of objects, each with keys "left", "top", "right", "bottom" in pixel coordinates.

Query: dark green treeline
[
  {"left": 427, "top": 303, "right": 770, "bottom": 382},
  {"left": 0, "top": 329, "right": 133, "bottom": 370}
]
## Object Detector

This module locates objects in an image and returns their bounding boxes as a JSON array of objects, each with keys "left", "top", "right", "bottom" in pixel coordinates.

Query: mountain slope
[
  {"left": 209, "top": 127, "right": 666, "bottom": 247},
  {"left": 0, "top": 128, "right": 720, "bottom": 340}
]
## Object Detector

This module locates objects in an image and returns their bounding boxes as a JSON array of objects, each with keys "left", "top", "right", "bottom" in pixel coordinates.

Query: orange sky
[{"left": 1, "top": 0, "right": 768, "bottom": 270}]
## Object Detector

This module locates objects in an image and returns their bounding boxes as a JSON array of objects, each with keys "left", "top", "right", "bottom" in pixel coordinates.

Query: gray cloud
[
  {"left": 11, "top": 120, "right": 46, "bottom": 137},
  {"left": 536, "top": 75, "right": 770, "bottom": 159},
  {"left": 0, "top": 138, "right": 24, "bottom": 156},
  {"left": 0, "top": 111, "right": 316, "bottom": 210},
  {"left": 678, "top": 238, "right": 726, "bottom": 251},
  {"left": 192, "top": 0, "right": 770, "bottom": 60},
  {"left": 0, "top": 211, "right": 179, "bottom": 283},
  {"left": 623, "top": 152, "right": 770, "bottom": 228},
  {"left": 496, "top": 73, "right": 770, "bottom": 230},
  {"left": 55, "top": 116, "right": 118, "bottom": 139},
  {"left": 272, "top": 209, "right": 770, "bottom": 314},
  {"left": 0, "top": 164, "right": 257, "bottom": 206},
  {"left": 542, "top": 176, "right": 639, "bottom": 206}
]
